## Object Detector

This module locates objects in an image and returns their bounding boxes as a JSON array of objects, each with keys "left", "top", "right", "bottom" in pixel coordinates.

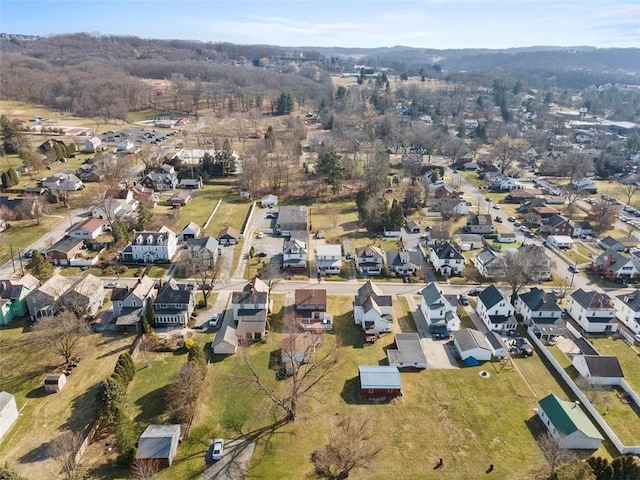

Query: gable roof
[
  {"left": 616, "top": 291, "right": 640, "bottom": 312},
  {"left": 431, "top": 242, "right": 464, "bottom": 261},
  {"left": 72, "top": 217, "right": 105, "bottom": 234},
  {"left": 581, "top": 355, "right": 624, "bottom": 378},
  {"left": 112, "top": 276, "right": 155, "bottom": 302},
  {"left": 294, "top": 289, "right": 327, "bottom": 307},
  {"left": 181, "top": 221, "right": 201, "bottom": 234},
  {"left": 70, "top": 274, "right": 103, "bottom": 297},
  {"left": 355, "top": 244, "right": 384, "bottom": 259},
  {"left": 387, "top": 333, "right": 427, "bottom": 365},
  {"left": 355, "top": 281, "right": 393, "bottom": 307},
  {"left": 453, "top": 328, "right": 492, "bottom": 352},
  {"left": 213, "top": 324, "right": 238, "bottom": 349},
  {"left": 154, "top": 282, "right": 193, "bottom": 304},
  {"left": 136, "top": 424, "right": 181, "bottom": 460},
  {"left": 358, "top": 365, "right": 402, "bottom": 389},
  {"left": 46, "top": 236, "right": 84, "bottom": 254},
  {"left": 478, "top": 285, "right": 507, "bottom": 310},
  {"left": 593, "top": 249, "right": 632, "bottom": 272},
  {"left": 217, "top": 226, "right": 239, "bottom": 239},
  {"left": 186, "top": 236, "right": 219, "bottom": 255},
  {"left": 519, "top": 288, "right": 562, "bottom": 312},
  {"left": 35, "top": 274, "right": 73, "bottom": 299},
  {"left": 386, "top": 250, "right": 421, "bottom": 269},
  {"left": 547, "top": 214, "right": 570, "bottom": 228},
  {"left": 570, "top": 289, "right": 614, "bottom": 310},
  {"left": 538, "top": 394, "right": 603, "bottom": 440}
]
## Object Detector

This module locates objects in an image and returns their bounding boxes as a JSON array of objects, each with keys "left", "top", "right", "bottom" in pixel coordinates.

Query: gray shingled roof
[
  {"left": 154, "top": 283, "right": 193, "bottom": 305},
  {"left": 431, "top": 242, "right": 464, "bottom": 261},
  {"left": 519, "top": 288, "right": 562, "bottom": 313},
  {"left": 570, "top": 289, "right": 613, "bottom": 310},
  {"left": 478, "top": 284, "right": 506, "bottom": 310},
  {"left": 593, "top": 249, "right": 631, "bottom": 272},
  {"left": 453, "top": 328, "right": 492, "bottom": 352},
  {"left": 616, "top": 292, "right": 640, "bottom": 312},
  {"left": 582, "top": 355, "right": 624, "bottom": 378}
]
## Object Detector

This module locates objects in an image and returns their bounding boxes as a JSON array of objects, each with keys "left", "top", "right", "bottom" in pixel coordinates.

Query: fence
[
  {"left": 239, "top": 201, "right": 258, "bottom": 237},
  {"left": 528, "top": 327, "right": 640, "bottom": 454},
  {"left": 202, "top": 198, "right": 222, "bottom": 230}
]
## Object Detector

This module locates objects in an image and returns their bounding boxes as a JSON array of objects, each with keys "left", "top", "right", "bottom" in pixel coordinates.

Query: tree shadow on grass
[
  {"left": 17, "top": 441, "right": 52, "bottom": 464},
  {"left": 96, "top": 344, "right": 130, "bottom": 359},
  {"left": 134, "top": 385, "right": 169, "bottom": 424},
  {"left": 62, "top": 384, "right": 99, "bottom": 432},
  {"left": 333, "top": 313, "right": 364, "bottom": 348}
]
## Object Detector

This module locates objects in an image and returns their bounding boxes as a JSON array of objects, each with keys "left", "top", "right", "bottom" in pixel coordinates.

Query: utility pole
[{"left": 9, "top": 245, "right": 16, "bottom": 273}]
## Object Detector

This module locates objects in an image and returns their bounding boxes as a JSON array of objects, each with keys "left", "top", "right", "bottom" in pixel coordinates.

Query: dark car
[
  {"left": 459, "top": 294, "right": 469, "bottom": 306},
  {"left": 568, "top": 265, "right": 578, "bottom": 273},
  {"left": 495, "top": 216, "right": 503, "bottom": 223},
  {"left": 468, "top": 288, "right": 481, "bottom": 297},
  {"left": 507, "top": 216, "right": 516, "bottom": 222},
  {"left": 257, "top": 252, "right": 267, "bottom": 258}
]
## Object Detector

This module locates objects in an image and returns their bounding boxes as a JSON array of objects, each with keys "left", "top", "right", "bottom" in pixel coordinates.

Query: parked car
[
  {"left": 634, "top": 334, "right": 640, "bottom": 344},
  {"left": 459, "top": 294, "right": 469, "bottom": 306},
  {"left": 23, "top": 249, "right": 35, "bottom": 259},
  {"left": 514, "top": 221, "right": 521, "bottom": 227},
  {"left": 568, "top": 265, "right": 578, "bottom": 273},
  {"left": 492, "top": 204, "right": 501, "bottom": 210},
  {"left": 257, "top": 252, "right": 267, "bottom": 258},
  {"left": 495, "top": 216, "right": 503, "bottom": 223},
  {"left": 507, "top": 216, "right": 516, "bottom": 222},
  {"left": 468, "top": 288, "right": 481, "bottom": 297},
  {"left": 209, "top": 314, "right": 220, "bottom": 328},
  {"left": 211, "top": 438, "right": 224, "bottom": 461},
  {"left": 104, "top": 281, "right": 119, "bottom": 289},
  {"left": 256, "top": 231, "right": 264, "bottom": 239}
]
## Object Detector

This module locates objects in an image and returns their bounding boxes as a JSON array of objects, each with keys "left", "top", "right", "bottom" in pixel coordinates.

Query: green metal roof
[{"left": 538, "top": 394, "right": 603, "bottom": 440}]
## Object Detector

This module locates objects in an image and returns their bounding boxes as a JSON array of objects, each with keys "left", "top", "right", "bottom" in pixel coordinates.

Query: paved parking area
[
  {"left": 203, "top": 438, "right": 255, "bottom": 480},
  {"left": 98, "top": 126, "right": 178, "bottom": 147}
]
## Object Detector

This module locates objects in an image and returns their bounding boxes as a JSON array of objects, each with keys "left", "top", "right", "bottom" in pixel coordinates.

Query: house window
[
  {"left": 368, "top": 389, "right": 374, "bottom": 394},
  {"left": 132, "top": 301, "right": 137, "bottom": 307}
]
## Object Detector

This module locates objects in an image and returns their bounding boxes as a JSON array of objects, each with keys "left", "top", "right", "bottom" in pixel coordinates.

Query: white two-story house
[
  {"left": 566, "top": 289, "right": 617, "bottom": 334},
  {"left": 420, "top": 283, "right": 460, "bottom": 332},
  {"left": 355, "top": 245, "right": 385, "bottom": 276},
  {"left": 353, "top": 281, "right": 393, "bottom": 335},
  {"left": 516, "top": 288, "right": 563, "bottom": 326},
  {"left": 429, "top": 242, "right": 465, "bottom": 276},
  {"left": 315, "top": 244, "right": 342, "bottom": 275},
  {"left": 614, "top": 292, "right": 640, "bottom": 336},
  {"left": 120, "top": 226, "right": 178, "bottom": 263},
  {"left": 283, "top": 239, "right": 308, "bottom": 270},
  {"left": 476, "top": 285, "right": 517, "bottom": 333},
  {"left": 232, "top": 277, "right": 270, "bottom": 340}
]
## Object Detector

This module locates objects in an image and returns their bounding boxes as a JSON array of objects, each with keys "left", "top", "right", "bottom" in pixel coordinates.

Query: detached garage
[
  {"left": 0, "top": 391, "right": 19, "bottom": 441},
  {"left": 537, "top": 393, "right": 603, "bottom": 450},
  {"left": 358, "top": 365, "right": 402, "bottom": 399}
]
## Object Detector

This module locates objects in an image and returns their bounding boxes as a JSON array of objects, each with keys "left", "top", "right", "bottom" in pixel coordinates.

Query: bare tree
[
  {"left": 33, "top": 310, "right": 90, "bottom": 365},
  {"left": 312, "top": 413, "right": 383, "bottom": 480},
  {"left": 100, "top": 155, "right": 134, "bottom": 193},
  {"left": 494, "top": 136, "right": 528, "bottom": 174},
  {"left": 563, "top": 189, "right": 585, "bottom": 218},
  {"left": 131, "top": 457, "right": 161, "bottom": 479},
  {"left": 257, "top": 260, "right": 284, "bottom": 300},
  {"left": 622, "top": 182, "right": 640, "bottom": 207},
  {"left": 166, "top": 361, "right": 204, "bottom": 425},
  {"left": 180, "top": 246, "right": 222, "bottom": 307},
  {"left": 241, "top": 319, "right": 339, "bottom": 422},
  {"left": 558, "top": 153, "right": 594, "bottom": 186},
  {"left": 588, "top": 198, "right": 621, "bottom": 237},
  {"left": 500, "top": 247, "right": 548, "bottom": 300},
  {"left": 49, "top": 430, "right": 83, "bottom": 480},
  {"left": 536, "top": 431, "right": 577, "bottom": 478},
  {"left": 575, "top": 377, "right": 608, "bottom": 406}
]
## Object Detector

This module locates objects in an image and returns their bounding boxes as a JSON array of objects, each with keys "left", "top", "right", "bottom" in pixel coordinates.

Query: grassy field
[
  {"left": 0, "top": 319, "right": 135, "bottom": 479},
  {"left": 75, "top": 293, "right": 621, "bottom": 480}
]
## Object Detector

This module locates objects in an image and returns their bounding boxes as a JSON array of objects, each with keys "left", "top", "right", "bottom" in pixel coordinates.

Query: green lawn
[
  {"left": 590, "top": 337, "right": 640, "bottom": 396},
  {"left": 394, "top": 296, "right": 418, "bottom": 333}
]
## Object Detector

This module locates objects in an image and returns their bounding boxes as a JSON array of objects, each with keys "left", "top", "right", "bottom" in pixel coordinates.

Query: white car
[
  {"left": 256, "top": 231, "right": 264, "bottom": 239},
  {"left": 104, "top": 281, "right": 119, "bottom": 289},
  {"left": 209, "top": 314, "right": 220, "bottom": 327},
  {"left": 211, "top": 438, "right": 224, "bottom": 461}
]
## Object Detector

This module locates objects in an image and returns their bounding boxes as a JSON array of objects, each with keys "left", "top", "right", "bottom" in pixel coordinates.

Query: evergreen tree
[
  {"left": 26, "top": 251, "right": 54, "bottom": 282},
  {"left": 387, "top": 199, "right": 405, "bottom": 229},
  {"left": 317, "top": 150, "right": 345, "bottom": 194},
  {"left": 112, "top": 220, "right": 131, "bottom": 246},
  {"left": 145, "top": 297, "right": 156, "bottom": 328},
  {"left": 8, "top": 167, "right": 19, "bottom": 186},
  {"left": 275, "top": 91, "right": 294, "bottom": 115},
  {"left": 1, "top": 172, "right": 9, "bottom": 189},
  {"left": 135, "top": 203, "right": 152, "bottom": 230},
  {"left": 335, "top": 86, "right": 347, "bottom": 101}
]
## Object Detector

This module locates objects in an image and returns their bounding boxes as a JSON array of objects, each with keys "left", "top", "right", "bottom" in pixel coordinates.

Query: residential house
[
  {"left": 41, "top": 172, "right": 84, "bottom": 191},
  {"left": 571, "top": 177, "right": 597, "bottom": 193},
  {"left": 153, "top": 282, "right": 195, "bottom": 327},
  {"left": 432, "top": 183, "right": 458, "bottom": 199},
  {"left": 472, "top": 248, "right": 505, "bottom": 279},
  {"left": 598, "top": 236, "right": 626, "bottom": 252},
  {"left": 401, "top": 153, "right": 424, "bottom": 170},
  {"left": 420, "top": 282, "right": 461, "bottom": 332},
  {"left": 353, "top": 281, "right": 393, "bottom": 335},
  {"left": 178, "top": 221, "right": 201, "bottom": 241},
  {"left": 141, "top": 167, "right": 179, "bottom": 191},
  {"left": 566, "top": 289, "right": 618, "bottom": 334},
  {"left": 516, "top": 288, "right": 563, "bottom": 325},
  {"left": 283, "top": 239, "right": 308, "bottom": 270},
  {"left": 131, "top": 183, "right": 159, "bottom": 209},
  {"left": 294, "top": 289, "right": 332, "bottom": 331},
  {"left": 212, "top": 325, "right": 239, "bottom": 355},
  {"left": 44, "top": 237, "right": 85, "bottom": 266},
  {"left": 44, "top": 373, "right": 67, "bottom": 394},
  {"left": 386, "top": 250, "right": 422, "bottom": 277},
  {"left": 281, "top": 332, "right": 320, "bottom": 376},
  {"left": 168, "top": 190, "right": 193, "bottom": 207},
  {"left": 476, "top": 285, "right": 517, "bottom": 333},
  {"left": 358, "top": 365, "right": 402, "bottom": 398},
  {"left": 497, "top": 232, "right": 517, "bottom": 243},
  {"left": 386, "top": 333, "right": 427, "bottom": 369},
  {"left": 452, "top": 329, "right": 494, "bottom": 362},
  {"left": 546, "top": 235, "right": 573, "bottom": 249},
  {"left": 59, "top": 274, "right": 105, "bottom": 317},
  {"left": 261, "top": 194, "right": 278, "bottom": 208},
  {"left": 92, "top": 190, "right": 139, "bottom": 222},
  {"left": 571, "top": 220, "right": 592, "bottom": 237},
  {"left": 315, "top": 244, "right": 342, "bottom": 275},
  {"left": 0, "top": 274, "right": 39, "bottom": 326},
  {"left": 84, "top": 136, "right": 102, "bottom": 153},
  {"left": 121, "top": 227, "right": 178, "bottom": 263},
  {"left": 69, "top": 217, "right": 105, "bottom": 240},
  {"left": 543, "top": 214, "right": 574, "bottom": 237},
  {"left": 592, "top": 250, "right": 637, "bottom": 282},
  {"left": 232, "top": 277, "right": 269, "bottom": 340},
  {"left": 518, "top": 244, "right": 552, "bottom": 281},
  {"left": 429, "top": 242, "right": 465, "bottom": 276},
  {"left": 185, "top": 236, "right": 220, "bottom": 266},
  {"left": 614, "top": 292, "right": 640, "bottom": 335},
  {"left": 406, "top": 220, "right": 421, "bottom": 233},
  {"left": 26, "top": 274, "right": 73, "bottom": 320},
  {"left": 355, "top": 245, "right": 385, "bottom": 276},
  {"left": 465, "top": 214, "right": 495, "bottom": 234},
  {"left": 136, "top": 424, "right": 181, "bottom": 468},
  {"left": 0, "top": 391, "right": 19, "bottom": 442},
  {"left": 506, "top": 188, "right": 543, "bottom": 202},
  {"left": 39, "top": 138, "right": 66, "bottom": 154},
  {"left": 537, "top": 393, "right": 603, "bottom": 450},
  {"left": 572, "top": 355, "right": 624, "bottom": 386},
  {"left": 116, "top": 140, "right": 135, "bottom": 153},
  {"left": 217, "top": 226, "right": 240, "bottom": 246},
  {"left": 112, "top": 276, "right": 156, "bottom": 331},
  {"left": 276, "top": 205, "right": 309, "bottom": 238},
  {"left": 531, "top": 206, "right": 561, "bottom": 219}
]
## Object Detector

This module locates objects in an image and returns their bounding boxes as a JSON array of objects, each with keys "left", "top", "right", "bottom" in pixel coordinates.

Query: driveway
[
  {"left": 203, "top": 438, "right": 255, "bottom": 480},
  {"left": 403, "top": 294, "right": 458, "bottom": 369}
]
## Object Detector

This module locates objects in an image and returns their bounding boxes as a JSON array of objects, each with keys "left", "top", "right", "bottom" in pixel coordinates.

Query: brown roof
[
  {"left": 218, "top": 226, "right": 239, "bottom": 239},
  {"left": 531, "top": 206, "right": 560, "bottom": 215},
  {"left": 73, "top": 217, "right": 105, "bottom": 233},
  {"left": 294, "top": 289, "right": 327, "bottom": 306},
  {"left": 508, "top": 188, "right": 543, "bottom": 198}
]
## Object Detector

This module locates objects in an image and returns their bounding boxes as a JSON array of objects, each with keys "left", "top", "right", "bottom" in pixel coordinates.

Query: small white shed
[
  {"left": 212, "top": 325, "right": 238, "bottom": 355},
  {"left": 44, "top": 373, "right": 67, "bottom": 394},
  {"left": 547, "top": 235, "right": 573, "bottom": 249}
]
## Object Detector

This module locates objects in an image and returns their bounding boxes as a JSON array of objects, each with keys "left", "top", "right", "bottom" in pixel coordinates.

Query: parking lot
[
  {"left": 98, "top": 126, "right": 179, "bottom": 147},
  {"left": 249, "top": 208, "right": 286, "bottom": 263}
]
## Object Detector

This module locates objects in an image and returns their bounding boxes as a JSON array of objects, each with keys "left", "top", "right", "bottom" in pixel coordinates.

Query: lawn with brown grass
[{"left": 0, "top": 319, "right": 135, "bottom": 479}]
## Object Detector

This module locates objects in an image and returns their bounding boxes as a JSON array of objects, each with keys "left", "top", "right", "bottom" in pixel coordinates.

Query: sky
[{"left": 1, "top": 0, "right": 640, "bottom": 50}]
